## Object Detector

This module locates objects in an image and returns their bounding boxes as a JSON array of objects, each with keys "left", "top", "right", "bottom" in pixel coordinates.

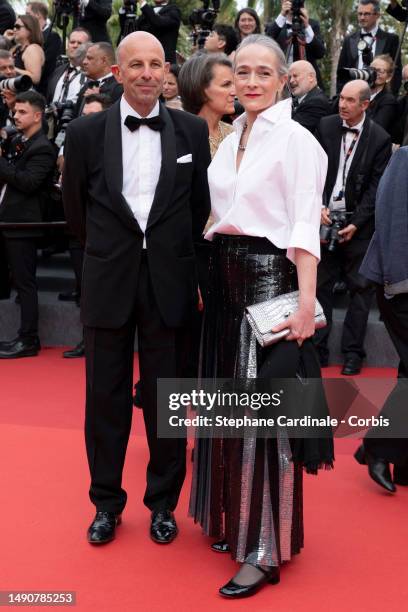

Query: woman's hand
[
  {"left": 3, "top": 29, "right": 15, "bottom": 41},
  {"left": 272, "top": 307, "right": 315, "bottom": 346}
]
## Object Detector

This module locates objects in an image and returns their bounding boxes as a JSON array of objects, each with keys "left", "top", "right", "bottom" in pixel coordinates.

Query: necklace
[
  {"left": 238, "top": 122, "right": 248, "bottom": 151},
  {"left": 209, "top": 123, "right": 223, "bottom": 147}
]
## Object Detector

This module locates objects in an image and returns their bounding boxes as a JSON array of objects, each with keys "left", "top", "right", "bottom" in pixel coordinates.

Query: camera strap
[
  {"left": 58, "top": 66, "right": 79, "bottom": 104},
  {"left": 339, "top": 130, "right": 360, "bottom": 195}
]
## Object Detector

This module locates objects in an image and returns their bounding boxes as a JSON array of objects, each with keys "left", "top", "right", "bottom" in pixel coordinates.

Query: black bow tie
[
  {"left": 124, "top": 115, "right": 165, "bottom": 132},
  {"left": 342, "top": 126, "right": 360, "bottom": 134},
  {"left": 360, "top": 31, "right": 373, "bottom": 38}
]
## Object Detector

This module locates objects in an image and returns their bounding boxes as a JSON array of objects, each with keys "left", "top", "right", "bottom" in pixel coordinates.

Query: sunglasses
[{"left": 14, "top": 24, "right": 27, "bottom": 30}]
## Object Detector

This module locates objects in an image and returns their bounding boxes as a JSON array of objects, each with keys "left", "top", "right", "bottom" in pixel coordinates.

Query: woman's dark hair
[
  {"left": 234, "top": 8, "right": 262, "bottom": 38},
  {"left": 169, "top": 63, "right": 180, "bottom": 79},
  {"left": 18, "top": 14, "right": 44, "bottom": 47},
  {"left": 213, "top": 24, "right": 239, "bottom": 56},
  {"left": 178, "top": 52, "right": 232, "bottom": 115}
]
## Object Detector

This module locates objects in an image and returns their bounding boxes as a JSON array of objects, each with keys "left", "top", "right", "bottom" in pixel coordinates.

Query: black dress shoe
[
  {"left": 150, "top": 510, "right": 178, "bottom": 544},
  {"left": 211, "top": 539, "right": 230, "bottom": 553},
  {"left": 219, "top": 566, "right": 280, "bottom": 599},
  {"left": 354, "top": 445, "right": 396, "bottom": 493},
  {"left": 63, "top": 340, "right": 85, "bottom": 358},
  {"left": 0, "top": 337, "right": 40, "bottom": 359},
  {"left": 341, "top": 356, "right": 362, "bottom": 376},
  {"left": 58, "top": 290, "right": 80, "bottom": 304},
  {"left": 0, "top": 337, "right": 19, "bottom": 349},
  {"left": 87, "top": 511, "right": 121, "bottom": 545}
]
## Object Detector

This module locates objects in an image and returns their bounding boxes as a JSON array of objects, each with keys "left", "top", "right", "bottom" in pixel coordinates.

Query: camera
[
  {"left": 338, "top": 67, "right": 377, "bottom": 88},
  {"left": 0, "top": 75, "right": 32, "bottom": 93},
  {"left": 53, "top": 0, "right": 80, "bottom": 17},
  {"left": 292, "top": 0, "right": 305, "bottom": 34},
  {"left": 320, "top": 211, "right": 352, "bottom": 252},
  {"left": 0, "top": 126, "right": 26, "bottom": 161},
  {"left": 46, "top": 100, "right": 76, "bottom": 146},
  {"left": 189, "top": 0, "right": 220, "bottom": 48}
]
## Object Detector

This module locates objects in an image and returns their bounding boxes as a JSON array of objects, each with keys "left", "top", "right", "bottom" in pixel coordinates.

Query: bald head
[
  {"left": 117, "top": 32, "right": 165, "bottom": 66},
  {"left": 339, "top": 79, "right": 371, "bottom": 126},
  {"left": 289, "top": 60, "right": 317, "bottom": 97},
  {"left": 112, "top": 31, "right": 168, "bottom": 117}
]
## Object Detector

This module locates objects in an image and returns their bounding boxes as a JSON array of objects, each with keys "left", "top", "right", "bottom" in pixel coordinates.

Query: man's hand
[
  {"left": 83, "top": 86, "right": 100, "bottom": 97},
  {"left": 281, "top": 0, "right": 292, "bottom": 17},
  {"left": 1, "top": 90, "right": 16, "bottom": 110},
  {"left": 338, "top": 224, "right": 357, "bottom": 242},
  {"left": 198, "top": 286, "right": 203, "bottom": 312},
  {"left": 320, "top": 207, "right": 331, "bottom": 226},
  {"left": 300, "top": 7, "right": 310, "bottom": 28}
]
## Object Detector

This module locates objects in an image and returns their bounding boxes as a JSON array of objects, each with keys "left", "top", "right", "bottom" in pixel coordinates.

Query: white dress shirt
[
  {"left": 205, "top": 98, "right": 328, "bottom": 263},
  {"left": 120, "top": 96, "right": 162, "bottom": 248},
  {"left": 52, "top": 65, "right": 84, "bottom": 104},
  {"left": 358, "top": 25, "right": 378, "bottom": 69},
  {"left": 329, "top": 114, "right": 365, "bottom": 210}
]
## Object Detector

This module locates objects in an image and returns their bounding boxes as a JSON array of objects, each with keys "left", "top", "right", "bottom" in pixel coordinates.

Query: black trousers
[
  {"left": 314, "top": 239, "right": 375, "bottom": 360},
  {"left": 364, "top": 288, "right": 408, "bottom": 468},
  {"left": 69, "top": 238, "right": 84, "bottom": 296},
  {"left": 84, "top": 254, "right": 188, "bottom": 514},
  {"left": 4, "top": 237, "right": 38, "bottom": 339}
]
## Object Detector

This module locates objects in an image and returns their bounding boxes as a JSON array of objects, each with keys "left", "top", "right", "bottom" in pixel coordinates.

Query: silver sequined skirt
[{"left": 189, "top": 234, "right": 304, "bottom": 566}]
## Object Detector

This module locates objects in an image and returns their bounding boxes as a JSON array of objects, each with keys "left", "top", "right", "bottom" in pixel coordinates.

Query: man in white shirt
[
  {"left": 63, "top": 31, "right": 211, "bottom": 547},
  {"left": 337, "top": 0, "right": 402, "bottom": 94},
  {"left": 315, "top": 80, "right": 392, "bottom": 374}
]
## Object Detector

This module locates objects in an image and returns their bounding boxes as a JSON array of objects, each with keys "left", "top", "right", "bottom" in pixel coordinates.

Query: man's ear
[
  {"left": 164, "top": 62, "right": 170, "bottom": 75},
  {"left": 111, "top": 64, "right": 122, "bottom": 84}
]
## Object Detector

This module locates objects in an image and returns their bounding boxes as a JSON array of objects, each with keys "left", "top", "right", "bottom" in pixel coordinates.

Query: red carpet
[{"left": 1, "top": 349, "right": 407, "bottom": 611}]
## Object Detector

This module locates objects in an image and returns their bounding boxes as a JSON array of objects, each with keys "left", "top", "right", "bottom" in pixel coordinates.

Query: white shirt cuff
[
  {"left": 140, "top": 0, "right": 147, "bottom": 7},
  {"left": 287, "top": 221, "right": 321, "bottom": 264},
  {"left": 82, "top": 0, "right": 90, "bottom": 7},
  {"left": 305, "top": 26, "right": 314, "bottom": 44},
  {"left": 276, "top": 14, "right": 286, "bottom": 28}
]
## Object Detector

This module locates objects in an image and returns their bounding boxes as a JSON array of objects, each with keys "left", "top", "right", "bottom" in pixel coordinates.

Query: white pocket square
[{"left": 177, "top": 154, "right": 192, "bottom": 164}]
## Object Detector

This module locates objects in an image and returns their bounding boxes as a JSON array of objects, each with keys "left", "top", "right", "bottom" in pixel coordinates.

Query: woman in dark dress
[
  {"left": 368, "top": 54, "right": 397, "bottom": 135},
  {"left": 189, "top": 35, "right": 334, "bottom": 599}
]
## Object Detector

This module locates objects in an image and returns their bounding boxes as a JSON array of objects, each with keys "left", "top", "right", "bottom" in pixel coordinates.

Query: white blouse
[{"left": 205, "top": 98, "right": 328, "bottom": 263}]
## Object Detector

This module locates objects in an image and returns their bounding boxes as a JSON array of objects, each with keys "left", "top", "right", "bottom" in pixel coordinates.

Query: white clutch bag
[{"left": 245, "top": 290, "right": 326, "bottom": 347}]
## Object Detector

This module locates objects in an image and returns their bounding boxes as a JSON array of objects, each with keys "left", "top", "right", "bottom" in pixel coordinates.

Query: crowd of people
[{"left": 0, "top": 0, "right": 408, "bottom": 601}]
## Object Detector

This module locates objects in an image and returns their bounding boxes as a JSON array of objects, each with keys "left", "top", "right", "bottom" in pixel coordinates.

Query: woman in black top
[{"left": 368, "top": 54, "right": 397, "bottom": 135}]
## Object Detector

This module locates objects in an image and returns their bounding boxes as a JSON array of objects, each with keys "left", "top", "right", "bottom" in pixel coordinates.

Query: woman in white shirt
[{"left": 189, "top": 35, "right": 333, "bottom": 599}]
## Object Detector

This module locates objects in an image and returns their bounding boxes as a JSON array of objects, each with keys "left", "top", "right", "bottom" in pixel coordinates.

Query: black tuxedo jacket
[
  {"left": 78, "top": 0, "right": 112, "bottom": 42},
  {"left": 135, "top": 4, "right": 181, "bottom": 63},
  {"left": 336, "top": 28, "right": 402, "bottom": 95},
  {"left": 46, "top": 63, "right": 87, "bottom": 104},
  {"left": 316, "top": 115, "right": 392, "bottom": 239},
  {"left": 38, "top": 26, "right": 63, "bottom": 96},
  {"left": 75, "top": 75, "right": 123, "bottom": 116},
  {"left": 62, "top": 101, "right": 211, "bottom": 329},
  {"left": 265, "top": 18, "right": 325, "bottom": 89},
  {"left": 0, "top": 130, "right": 57, "bottom": 236},
  {"left": 292, "top": 86, "right": 332, "bottom": 134},
  {"left": 367, "top": 88, "right": 397, "bottom": 134}
]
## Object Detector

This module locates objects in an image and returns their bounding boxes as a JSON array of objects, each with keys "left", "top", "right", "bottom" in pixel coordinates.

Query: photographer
[
  {"left": 392, "top": 64, "right": 408, "bottom": 144},
  {"left": 26, "top": 3, "right": 63, "bottom": 96},
  {"left": 367, "top": 54, "right": 397, "bottom": 134},
  {"left": 78, "top": 0, "right": 112, "bottom": 43},
  {"left": 289, "top": 59, "right": 332, "bottom": 133},
  {"left": 0, "top": 0, "right": 14, "bottom": 36},
  {"left": 135, "top": 1, "right": 181, "bottom": 63},
  {"left": 265, "top": 0, "right": 326, "bottom": 89},
  {"left": 387, "top": 1, "right": 408, "bottom": 21},
  {"left": 314, "top": 80, "right": 392, "bottom": 374},
  {"left": 337, "top": 1, "right": 402, "bottom": 95},
  {"left": 0, "top": 49, "right": 17, "bottom": 127},
  {"left": 47, "top": 28, "right": 90, "bottom": 105},
  {"left": 0, "top": 91, "right": 57, "bottom": 359},
  {"left": 204, "top": 23, "right": 238, "bottom": 58},
  {"left": 75, "top": 42, "right": 122, "bottom": 115}
]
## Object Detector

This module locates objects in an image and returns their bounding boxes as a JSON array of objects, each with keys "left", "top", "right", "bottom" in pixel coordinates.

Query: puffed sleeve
[{"left": 284, "top": 126, "right": 328, "bottom": 263}]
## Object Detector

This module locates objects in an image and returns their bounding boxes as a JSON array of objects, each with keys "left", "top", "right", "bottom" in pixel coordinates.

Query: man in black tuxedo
[
  {"left": 0, "top": 91, "right": 57, "bottom": 359},
  {"left": 265, "top": 1, "right": 326, "bottom": 89},
  {"left": 26, "top": 2, "right": 63, "bottom": 96},
  {"left": 63, "top": 31, "right": 211, "bottom": 545},
  {"left": 46, "top": 28, "right": 91, "bottom": 105},
  {"left": 0, "top": 0, "right": 15, "bottom": 36},
  {"left": 314, "top": 80, "right": 392, "bottom": 374},
  {"left": 78, "top": 0, "right": 112, "bottom": 43},
  {"left": 337, "top": 0, "right": 402, "bottom": 95},
  {"left": 289, "top": 60, "right": 332, "bottom": 134},
  {"left": 134, "top": 0, "right": 181, "bottom": 64},
  {"left": 75, "top": 42, "right": 123, "bottom": 115}
]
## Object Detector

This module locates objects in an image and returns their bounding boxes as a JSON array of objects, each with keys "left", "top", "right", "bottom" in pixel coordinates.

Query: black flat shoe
[
  {"left": 219, "top": 566, "right": 280, "bottom": 599},
  {"left": 211, "top": 539, "right": 230, "bottom": 553},
  {"left": 87, "top": 511, "right": 121, "bottom": 545},
  {"left": 63, "top": 340, "right": 85, "bottom": 358},
  {"left": 150, "top": 510, "right": 178, "bottom": 544},
  {"left": 354, "top": 445, "right": 396, "bottom": 493}
]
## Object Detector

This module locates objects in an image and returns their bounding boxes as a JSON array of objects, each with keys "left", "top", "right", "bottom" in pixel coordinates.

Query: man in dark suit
[
  {"left": 63, "top": 31, "right": 211, "bottom": 545},
  {"left": 0, "top": 0, "right": 15, "bottom": 35},
  {"left": 0, "top": 91, "right": 57, "bottom": 358},
  {"left": 75, "top": 42, "right": 123, "bottom": 115},
  {"left": 387, "top": 0, "right": 408, "bottom": 22},
  {"left": 26, "top": 2, "right": 63, "bottom": 96},
  {"left": 265, "top": 1, "right": 326, "bottom": 89},
  {"left": 134, "top": 0, "right": 181, "bottom": 64},
  {"left": 337, "top": 0, "right": 402, "bottom": 95},
  {"left": 78, "top": 0, "right": 112, "bottom": 43},
  {"left": 314, "top": 80, "right": 392, "bottom": 374},
  {"left": 289, "top": 59, "right": 332, "bottom": 134}
]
